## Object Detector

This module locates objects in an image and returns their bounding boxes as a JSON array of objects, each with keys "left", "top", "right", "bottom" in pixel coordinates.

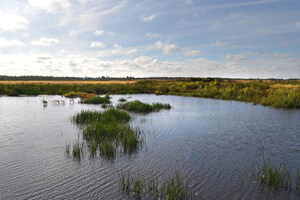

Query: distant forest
[{"left": 0, "top": 75, "right": 298, "bottom": 81}]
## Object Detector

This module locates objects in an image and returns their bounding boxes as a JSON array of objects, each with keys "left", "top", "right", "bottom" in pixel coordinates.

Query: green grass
[
  {"left": 253, "top": 160, "right": 292, "bottom": 191},
  {"left": 101, "top": 103, "right": 108, "bottom": 108},
  {"left": 72, "top": 108, "right": 141, "bottom": 158},
  {"left": 73, "top": 108, "right": 130, "bottom": 124},
  {"left": 72, "top": 142, "right": 82, "bottom": 159},
  {"left": 119, "top": 97, "right": 127, "bottom": 102},
  {"left": 80, "top": 96, "right": 111, "bottom": 104},
  {"left": 119, "top": 172, "right": 192, "bottom": 199},
  {"left": 117, "top": 100, "right": 171, "bottom": 113},
  {"left": 83, "top": 121, "right": 141, "bottom": 156},
  {"left": 1, "top": 79, "right": 299, "bottom": 108}
]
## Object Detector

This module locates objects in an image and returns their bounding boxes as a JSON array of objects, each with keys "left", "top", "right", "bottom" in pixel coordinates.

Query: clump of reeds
[
  {"left": 119, "top": 97, "right": 127, "bottom": 102},
  {"left": 80, "top": 96, "right": 111, "bottom": 104},
  {"left": 117, "top": 100, "right": 171, "bottom": 113},
  {"left": 73, "top": 109, "right": 130, "bottom": 125},
  {"left": 72, "top": 142, "right": 83, "bottom": 159},
  {"left": 72, "top": 108, "right": 141, "bottom": 158},
  {"left": 253, "top": 160, "right": 292, "bottom": 191},
  {"left": 83, "top": 121, "right": 141, "bottom": 157},
  {"left": 119, "top": 172, "right": 192, "bottom": 199}
]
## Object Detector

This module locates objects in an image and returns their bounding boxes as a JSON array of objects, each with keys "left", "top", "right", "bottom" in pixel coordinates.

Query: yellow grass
[
  {"left": 0, "top": 80, "right": 137, "bottom": 85},
  {"left": 271, "top": 84, "right": 300, "bottom": 91}
]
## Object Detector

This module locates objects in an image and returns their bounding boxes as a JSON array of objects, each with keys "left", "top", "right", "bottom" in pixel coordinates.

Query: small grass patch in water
[
  {"left": 83, "top": 121, "right": 141, "bottom": 157},
  {"left": 101, "top": 103, "right": 108, "bottom": 108},
  {"left": 73, "top": 108, "right": 130, "bottom": 125},
  {"left": 119, "top": 97, "right": 127, "bottom": 102},
  {"left": 72, "top": 142, "right": 83, "bottom": 159},
  {"left": 72, "top": 108, "right": 141, "bottom": 158},
  {"left": 117, "top": 100, "right": 171, "bottom": 113},
  {"left": 253, "top": 160, "right": 292, "bottom": 191},
  {"left": 80, "top": 96, "right": 111, "bottom": 104},
  {"left": 119, "top": 172, "right": 192, "bottom": 199}
]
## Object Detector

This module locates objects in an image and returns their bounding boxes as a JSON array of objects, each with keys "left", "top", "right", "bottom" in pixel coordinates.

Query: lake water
[{"left": 0, "top": 95, "right": 299, "bottom": 199}]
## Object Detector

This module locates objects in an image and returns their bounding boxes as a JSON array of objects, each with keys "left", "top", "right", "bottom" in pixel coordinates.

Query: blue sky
[{"left": 0, "top": 0, "right": 299, "bottom": 78}]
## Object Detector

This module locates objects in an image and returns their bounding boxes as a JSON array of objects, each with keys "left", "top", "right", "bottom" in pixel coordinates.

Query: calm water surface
[{"left": 0, "top": 95, "right": 299, "bottom": 200}]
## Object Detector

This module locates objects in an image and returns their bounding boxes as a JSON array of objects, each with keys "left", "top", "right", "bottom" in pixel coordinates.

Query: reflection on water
[{"left": 0, "top": 95, "right": 299, "bottom": 199}]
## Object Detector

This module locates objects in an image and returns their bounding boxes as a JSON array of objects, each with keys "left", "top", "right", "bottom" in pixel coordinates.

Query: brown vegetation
[{"left": 0, "top": 80, "right": 137, "bottom": 85}]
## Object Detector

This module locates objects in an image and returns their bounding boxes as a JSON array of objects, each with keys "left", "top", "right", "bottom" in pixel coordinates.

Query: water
[{"left": 0, "top": 95, "right": 299, "bottom": 200}]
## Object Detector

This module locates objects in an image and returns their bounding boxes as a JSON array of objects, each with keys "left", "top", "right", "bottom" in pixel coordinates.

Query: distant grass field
[
  {"left": 0, "top": 80, "right": 137, "bottom": 85},
  {"left": 0, "top": 78, "right": 299, "bottom": 109}
]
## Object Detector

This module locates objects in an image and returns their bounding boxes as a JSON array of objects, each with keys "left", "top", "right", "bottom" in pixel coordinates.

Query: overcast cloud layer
[{"left": 0, "top": 0, "right": 300, "bottom": 78}]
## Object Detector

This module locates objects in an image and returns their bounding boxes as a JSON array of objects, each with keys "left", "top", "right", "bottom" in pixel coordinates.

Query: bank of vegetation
[{"left": 0, "top": 78, "right": 299, "bottom": 108}]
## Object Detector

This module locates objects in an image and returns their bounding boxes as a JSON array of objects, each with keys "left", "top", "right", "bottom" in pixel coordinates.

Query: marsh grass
[
  {"left": 66, "top": 145, "right": 70, "bottom": 155},
  {"left": 253, "top": 160, "right": 292, "bottom": 191},
  {"left": 119, "top": 172, "right": 192, "bottom": 199},
  {"left": 1, "top": 79, "right": 299, "bottom": 108},
  {"left": 72, "top": 142, "right": 83, "bottom": 159},
  {"left": 73, "top": 109, "right": 130, "bottom": 125},
  {"left": 117, "top": 100, "right": 171, "bottom": 113},
  {"left": 63, "top": 91, "right": 95, "bottom": 98},
  {"left": 119, "top": 97, "right": 127, "bottom": 102},
  {"left": 72, "top": 108, "right": 141, "bottom": 158},
  {"left": 80, "top": 96, "right": 111, "bottom": 104}
]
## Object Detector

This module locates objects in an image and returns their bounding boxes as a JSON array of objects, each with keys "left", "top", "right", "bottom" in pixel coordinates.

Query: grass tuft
[
  {"left": 73, "top": 108, "right": 130, "bottom": 125},
  {"left": 117, "top": 100, "right": 171, "bottom": 113},
  {"left": 72, "top": 142, "right": 82, "bottom": 159},
  {"left": 72, "top": 108, "right": 141, "bottom": 158},
  {"left": 80, "top": 96, "right": 111, "bottom": 104},
  {"left": 119, "top": 97, "right": 127, "bottom": 102},
  {"left": 119, "top": 172, "right": 192, "bottom": 199},
  {"left": 253, "top": 160, "right": 292, "bottom": 191}
]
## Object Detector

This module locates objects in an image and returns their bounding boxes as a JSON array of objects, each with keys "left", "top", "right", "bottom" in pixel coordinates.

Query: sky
[{"left": 0, "top": 0, "right": 300, "bottom": 78}]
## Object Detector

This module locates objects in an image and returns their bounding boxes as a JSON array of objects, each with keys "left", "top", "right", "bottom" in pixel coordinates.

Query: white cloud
[
  {"left": 28, "top": 0, "right": 71, "bottom": 13},
  {"left": 274, "top": 53, "right": 290, "bottom": 59},
  {"left": 59, "top": 49, "right": 68, "bottom": 54},
  {"left": 96, "top": 44, "right": 138, "bottom": 57},
  {"left": 211, "top": 40, "right": 226, "bottom": 47},
  {"left": 23, "top": 33, "right": 30, "bottom": 37},
  {"left": 238, "top": 16, "right": 255, "bottom": 24},
  {"left": 186, "top": 0, "right": 193, "bottom": 4},
  {"left": 209, "top": 22, "right": 220, "bottom": 30},
  {"left": 140, "top": 14, "right": 158, "bottom": 22},
  {"left": 113, "top": 43, "right": 122, "bottom": 49},
  {"left": 0, "top": 13, "right": 28, "bottom": 31},
  {"left": 183, "top": 49, "right": 201, "bottom": 57},
  {"left": 229, "top": 12, "right": 242, "bottom": 18},
  {"left": 94, "top": 30, "right": 104, "bottom": 36},
  {"left": 145, "top": 33, "right": 161, "bottom": 38},
  {"left": 154, "top": 41, "right": 180, "bottom": 53},
  {"left": 68, "top": 30, "right": 78, "bottom": 36},
  {"left": 31, "top": 38, "right": 60, "bottom": 46},
  {"left": 1, "top": 52, "right": 299, "bottom": 78},
  {"left": 90, "top": 42, "right": 106, "bottom": 48},
  {"left": 226, "top": 54, "right": 247, "bottom": 62},
  {"left": 127, "top": 48, "right": 138, "bottom": 55},
  {"left": 177, "top": 19, "right": 190, "bottom": 26},
  {"left": 108, "top": 31, "right": 115, "bottom": 36},
  {"left": 0, "top": 37, "right": 24, "bottom": 47}
]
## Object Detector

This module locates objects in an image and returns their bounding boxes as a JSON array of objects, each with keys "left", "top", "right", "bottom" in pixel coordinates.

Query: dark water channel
[{"left": 0, "top": 95, "right": 299, "bottom": 199}]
